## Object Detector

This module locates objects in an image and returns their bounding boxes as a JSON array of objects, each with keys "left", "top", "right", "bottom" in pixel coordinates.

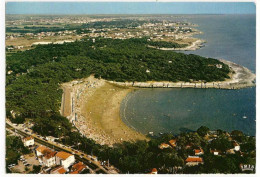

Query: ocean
[{"left": 120, "top": 14, "right": 256, "bottom": 136}]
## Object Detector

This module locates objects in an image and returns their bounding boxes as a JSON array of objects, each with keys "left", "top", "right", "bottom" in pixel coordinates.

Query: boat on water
[
  {"left": 243, "top": 114, "right": 247, "bottom": 119},
  {"left": 149, "top": 132, "right": 154, "bottom": 135}
]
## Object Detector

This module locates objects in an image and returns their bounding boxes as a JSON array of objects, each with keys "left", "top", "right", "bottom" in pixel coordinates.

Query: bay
[{"left": 120, "top": 15, "right": 256, "bottom": 136}]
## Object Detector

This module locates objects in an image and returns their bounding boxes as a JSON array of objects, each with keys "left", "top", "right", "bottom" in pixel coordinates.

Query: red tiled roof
[
  {"left": 58, "top": 167, "right": 66, "bottom": 174},
  {"left": 152, "top": 168, "right": 157, "bottom": 172},
  {"left": 44, "top": 151, "right": 56, "bottom": 159},
  {"left": 23, "top": 136, "right": 33, "bottom": 141},
  {"left": 186, "top": 156, "right": 203, "bottom": 162},
  {"left": 56, "top": 151, "right": 73, "bottom": 160},
  {"left": 194, "top": 148, "right": 204, "bottom": 154},
  {"left": 159, "top": 143, "right": 170, "bottom": 149},
  {"left": 169, "top": 139, "right": 176, "bottom": 144},
  {"left": 71, "top": 162, "right": 86, "bottom": 173},
  {"left": 51, "top": 166, "right": 66, "bottom": 174},
  {"left": 36, "top": 146, "right": 51, "bottom": 153}
]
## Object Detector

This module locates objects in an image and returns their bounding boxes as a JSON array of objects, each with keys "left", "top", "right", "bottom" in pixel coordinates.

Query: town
[
  {"left": 6, "top": 119, "right": 118, "bottom": 174},
  {"left": 6, "top": 15, "right": 204, "bottom": 52},
  {"left": 6, "top": 117, "right": 255, "bottom": 174}
]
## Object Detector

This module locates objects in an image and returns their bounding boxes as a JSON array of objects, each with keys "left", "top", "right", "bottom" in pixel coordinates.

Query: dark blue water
[{"left": 120, "top": 15, "right": 256, "bottom": 136}]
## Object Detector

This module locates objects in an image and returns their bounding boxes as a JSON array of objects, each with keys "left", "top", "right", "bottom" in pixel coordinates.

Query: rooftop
[
  {"left": 186, "top": 156, "right": 203, "bottom": 162},
  {"left": 56, "top": 151, "right": 73, "bottom": 160},
  {"left": 51, "top": 166, "right": 66, "bottom": 174},
  {"left": 23, "top": 136, "right": 34, "bottom": 141}
]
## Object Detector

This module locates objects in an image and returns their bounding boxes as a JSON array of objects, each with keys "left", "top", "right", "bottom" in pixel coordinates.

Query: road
[{"left": 6, "top": 122, "right": 116, "bottom": 174}]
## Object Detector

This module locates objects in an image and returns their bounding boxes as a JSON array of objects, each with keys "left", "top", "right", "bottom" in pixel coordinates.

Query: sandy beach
[
  {"left": 61, "top": 76, "right": 148, "bottom": 146},
  {"left": 60, "top": 59, "right": 255, "bottom": 146}
]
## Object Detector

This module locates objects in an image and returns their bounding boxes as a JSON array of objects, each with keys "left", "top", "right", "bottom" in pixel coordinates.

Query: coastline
[
  {"left": 108, "top": 59, "right": 255, "bottom": 90},
  {"left": 60, "top": 59, "right": 255, "bottom": 146},
  {"left": 61, "top": 76, "right": 148, "bottom": 146},
  {"left": 148, "top": 39, "right": 206, "bottom": 51}
]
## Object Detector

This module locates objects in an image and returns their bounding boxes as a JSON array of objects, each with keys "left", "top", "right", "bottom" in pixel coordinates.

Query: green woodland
[
  {"left": 6, "top": 37, "right": 230, "bottom": 119},
  {"left": 5, "top": 37, "right": 253, "bottom": 174}
]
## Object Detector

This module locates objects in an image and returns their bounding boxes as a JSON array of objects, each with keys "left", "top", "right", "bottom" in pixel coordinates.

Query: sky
[{"left": 5, "top": 2, "right": 256, "bottom": 15}]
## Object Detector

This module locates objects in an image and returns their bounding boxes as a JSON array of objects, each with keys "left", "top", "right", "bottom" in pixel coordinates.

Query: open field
[{"left": 6, "top": 35, "right": 81, "bottom": 50}]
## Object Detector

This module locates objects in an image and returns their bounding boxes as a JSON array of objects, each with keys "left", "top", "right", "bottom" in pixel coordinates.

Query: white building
[
  {"left": 35, "top": 145, "right": 50, "bottom": 156},
  {"left": 46, "top": 136, "right": 58, "bottom": 142},
  {"left": 233, "top": 142, "right": 240, "bottom": 151},
  {"left": 194, "top": 148, "right": 204, "bottom": 156},
  {"left": 22, "top": 136, "right": 34, "bottom": 147},
  {"left": 35, "top": 145, "right": 57, "bottom": 167},
  {"left": 56, "top": 151, "right": 75, "bottom": 170},
  {"left": 41, "top": 151, "right": 57, "bottom": 167},
  {"left": 185, "top": 156, "right": 203, "bottom": 166}
]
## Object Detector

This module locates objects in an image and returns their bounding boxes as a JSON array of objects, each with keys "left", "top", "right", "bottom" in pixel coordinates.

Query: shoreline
[
  {"left": 60, "top": 76, "right": 148, "bottom": 146},
  {"left": 60, "top": 59, "right": 255, "bottom": 146},
  {"left": 108, "top": 59, "right": 255, "bottom": 90},
  {"left": 148, "top": 39, "right": 206, "bottom": 51}
]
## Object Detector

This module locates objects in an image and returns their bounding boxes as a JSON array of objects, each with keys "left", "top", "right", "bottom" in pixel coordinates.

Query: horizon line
[{"left": 5, "top": 13, "right": 256, "bottom": 15}]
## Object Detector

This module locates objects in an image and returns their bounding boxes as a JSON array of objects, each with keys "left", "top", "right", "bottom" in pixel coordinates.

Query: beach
[
  {"left": 60, "top": 76, "right": 148, "bottom": 146},
  {"left": 60, "top": 59, "right": 255, "bottom": 146}
]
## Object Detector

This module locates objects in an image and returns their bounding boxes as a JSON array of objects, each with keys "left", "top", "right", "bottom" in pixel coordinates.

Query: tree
[{"left": 197, "top": 126, "right": 210, "bottom": 137}]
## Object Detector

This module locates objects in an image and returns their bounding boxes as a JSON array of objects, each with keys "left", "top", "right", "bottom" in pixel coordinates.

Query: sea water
[{"left": 120, "top": 15, "right": 256, "bottom": 136}]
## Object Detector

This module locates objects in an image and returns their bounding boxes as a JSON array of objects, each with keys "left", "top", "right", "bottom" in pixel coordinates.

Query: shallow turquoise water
[{"left": 120, "top": 15, "right": 256, "bottom": 136}]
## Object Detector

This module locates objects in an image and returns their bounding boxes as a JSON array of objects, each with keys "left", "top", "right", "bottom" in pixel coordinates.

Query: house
[
  {"left": 46, "top": 136, "right": 58, "bottom": 142},
  {"left": 210, "top": 149, "right": 221, "bottom": 156},
  {"left": 41, "top": 150, "right": 57, "bottom": 167},
  {"left": 35, "top": 145, "right": 51, "bottom": 156},
  {"left": 22, "top": 136, "right": 34, "bottom": 147},
  {"left": 50, "top": 166, "right": 66, "bottom": 174},
  {"left": 194, "top": 148, "right": 204, "bottom": 156},
  {"left": 56, "top": 151, "right": 75, "bottom": 169},
  {"left": 233, "top": 142, "right": 240, "bottom": 151},
  {"left": 169, "top": 139, "right": 177, "bottom": 147},
  {"left": 159, "top": 143, "right": 171, "bottom": 149},
  {"left": 185, "top": 156, "right": 203, "bottom": 166},
  {"left": 150, "top": 168, "right": 158, "bottom": 174},
  {"left": 35, "top": 146, "right": 56, "bottom": 167},
  {"left": 226, "top": 149, "right": 235, "bottom": 154},
  {"left": 69, "top": 162, "right": 86, "bottom": 174},
  {"left": 216, "top": 64, "right": 223, "bottom": 69}
]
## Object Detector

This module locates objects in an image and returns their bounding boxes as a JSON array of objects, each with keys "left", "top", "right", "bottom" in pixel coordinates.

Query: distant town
[{"left": 6, "top": 15, "right": 204, "bottom": 52}]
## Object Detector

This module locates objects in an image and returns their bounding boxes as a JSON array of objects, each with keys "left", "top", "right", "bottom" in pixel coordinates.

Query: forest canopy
[{"left": 6, "top": 37, "right": 230, "bottom": 119}]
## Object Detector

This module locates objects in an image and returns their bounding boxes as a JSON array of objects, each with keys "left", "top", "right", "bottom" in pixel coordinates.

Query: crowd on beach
[{"left": 65, "top": 77, "right": 131, "bottom": 146}]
